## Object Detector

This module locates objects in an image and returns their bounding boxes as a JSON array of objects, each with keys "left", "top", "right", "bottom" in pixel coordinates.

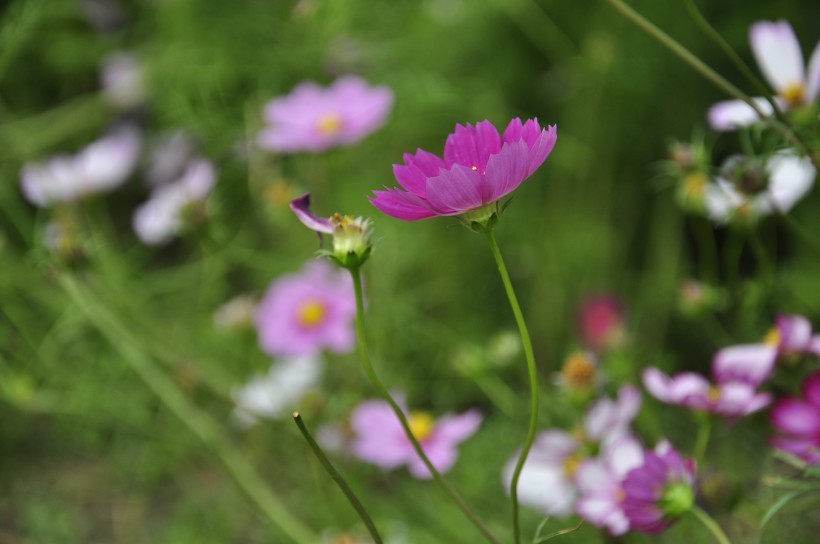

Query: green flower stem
[
  {"left": 602, "top": 0, "right": 764, "bottom": 115},
  {"left": 692, "top": 412, "right": 712, "bottom": 463},
  {"left": 292, "top": 412, "right": 383, "bottom": 544},
  {"left": 484, "top": 231, "right": 539, "bottom": 544},
  {"left": 691, "top": 504, "right": 732, "bottom": 544},
  {"left": 59, "top": 274, "right": 316, "bottom": 544},
  {"left": 348, "top": 267, "right": 501, "bottom": 544}
]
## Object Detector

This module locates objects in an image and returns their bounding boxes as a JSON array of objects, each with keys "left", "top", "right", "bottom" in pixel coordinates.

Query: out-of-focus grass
[{"left": 1, "top": 0, "right": 820, "bottom": 542}]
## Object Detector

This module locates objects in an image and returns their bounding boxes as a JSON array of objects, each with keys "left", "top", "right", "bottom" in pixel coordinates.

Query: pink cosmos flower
[
  {"left": 255, "top": 260, "right": 356, "bottom": 358},
  {"left": 708, "top": 20, "right": 820, "bottom": 130},
  {"left": 349, "top": 394, "right": 482, "bottom": 479},
  {"left": 770, "top": 371, "right": 820, "bottom": 464},
  {"left": 21, "top": 126, "right": 141, "bottom": 207},
  {"left": 132, "top": 158, "right": 217, "bottom": 245},
  {"left": 621, "top": 442, "right": 696, "bottom": 534},
  {"left": 643, "top": 343, "right": 777, "bottom": 418},
  {"left": 577, "top": 295, "right": 627, "bottom": 352},
  {"left": 502, "top": 386, "right": 641, "bottom": 516},
  {"left": 769, "top": 314, "right": 820, "bottom": 357},
  {"left": 257, "top": 76, "right": 393, "bottom": 153},
  {"left": 369, "top": 118, "right": 557, "bottom": 222},
  {"left": 575, "top": 435, "right": 645, "bottom": 536}
]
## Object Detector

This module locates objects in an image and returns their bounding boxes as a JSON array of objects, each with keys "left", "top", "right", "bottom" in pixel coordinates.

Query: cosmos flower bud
[{"left": 290, "top": 193, "right": 374, "bottom": 269}]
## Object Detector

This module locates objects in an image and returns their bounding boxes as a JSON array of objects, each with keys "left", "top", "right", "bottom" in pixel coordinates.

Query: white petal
[
  {"left": 707, "top": 98, "right": 774, "bottom": 131},
  {"left": 704, "top": 179, "right": 745, "bottom": 223},
  {"left": 766, "top": 151, "right": 816, "bottom": 213},
  {"left": 807, "top": 39, "right": 820, "bottom": 102},
  {"left": 749, "top": 20, "right": 805, "bottom": 93}
]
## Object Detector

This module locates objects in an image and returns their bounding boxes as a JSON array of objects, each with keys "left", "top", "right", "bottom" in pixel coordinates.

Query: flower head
[
  {"left": 290, "top": 193, "right": 373, "bottom": 268},
  {"left": 132, "top": 158, "right": 216, "bottom": 245},
  {"left": 770, "top": 371, "right": 820, "bottom": 464},
  {"left": 577, "top": 295, "right": 627, "bottom": 352},
  {"left": 643, "top": 343, "right": 777, "bottom": 418},
  {"left": 708, "top": 20, "right": 820, "bottom": 130},
  {"left": 766, "top": 314, "right": 820, "bottom": 360},
  {"left": 622, "top": 442, "right": 696, "bottom": 533},
  {"left": 349, "top": 394, "right": 482, "bottom": 479},
  {"left": 503, "top": 386, "right": 641, "bottom": 516},
  {"left": 21, "top": 126, "right": 141, "bottom": 207},
  {"left": 232, "top": 355, "right": 322, "bottom": 427},
  {"left": 255, "top": 260, "right": 356, "bottom": 358},
  {"left": 101, "top": 52, "right": 145, "bottom": 110},
  {"left": 369, "top": 118, "right": 557, "bottom": 228},
  {"left": 704, "top": 151, "right": 816, "bottom": 224},
  {"left": 257, "top": 76, "right": 393, "bottom": 153}
]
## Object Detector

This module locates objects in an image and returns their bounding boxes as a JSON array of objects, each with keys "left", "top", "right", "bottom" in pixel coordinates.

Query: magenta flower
[
  {"left": 349, "top": 395, "right": 482, "bottom": 479},
  {"left": 708, "top": 20, "right": 820, "bottom": 130},
  {"left": 255, "top": 261, "right": 355, "bottom": 358},
  {"left": 621, "top": 442, "right": 696, "bottom": 534},
  {"left": 369, "top": 118, "right": 557, "bottom": 223},
  {"left": 577, "top": 295, "right": 627, "bottom": 352},
  {"left": 771, "top": 371, "right": 820, "bottom": 464},
  {"left": 643, "top": 343, "right": 777, "bottom": 418},
  {"left": 257, "top": 76, "right": 393, "bottom": 153}
]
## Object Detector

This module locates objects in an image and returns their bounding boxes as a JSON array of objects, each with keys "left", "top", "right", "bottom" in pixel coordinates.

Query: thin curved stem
[
  {"left": 348, "top": 267, "right": 501, "bottom": 544},
  {"left": 485, "top": 231, "right": 540, "bottom": 544},
  {"left": 691, "top": 505, "right": 732, "bottom": 544},
  {"left": 59, "top": 274, "right": 316, "bottom": 543},
  {"left": 293, "top": 412, "right": 383, "bottom": 544},
  {"left": 692, "top": 413, "right": 712, "bottom": 463}
]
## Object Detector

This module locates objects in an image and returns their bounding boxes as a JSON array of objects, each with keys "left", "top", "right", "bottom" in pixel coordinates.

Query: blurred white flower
[
  {"left": 213, "top": 295, "right": 257, "bottom": 331},
  {"left": 146, "top": 131, "right": 198, "bottom": 186},
  {"left": 704, "top": 151, "right": 816, "bottom": 223},
  {"left": 21, "top": 126, "right": 141, "bottom": 207},
  {"left": 232, "top": 355, "right": 323, "bottom": 427},
  {"left": 132, "top": 158, "right": 216, "bottom": 245},
  {"left": 101, "top": 52, "right": 145, "bottom": 110}
]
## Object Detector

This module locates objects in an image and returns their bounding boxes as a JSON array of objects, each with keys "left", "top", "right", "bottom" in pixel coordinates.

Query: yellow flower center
[
  {"left": 682, "top": 172, "right": 708, "bottom": 199},
  {"left": 408, "top": 411, "right": 435, "bottom": 441},
  {"left": 563, "top": 454, "right": 582, "bottom": 478},
  {"left": 707, "top": 385, "right": 721, "bottom": 402},
  {"left": 782, "top": 83, "right": 806, "bottom": 107},
  {"left": 561, "top": 352, "right": 598, "bottom": 389},
  {"left": 316, "top": 113, "right": 343, "bottom": 135},
  {"left": 297, "top": 300, "right": 326, "bottom": 328},
  {"left": 764, "top": 327, "right": 781, "bottom": 346}
]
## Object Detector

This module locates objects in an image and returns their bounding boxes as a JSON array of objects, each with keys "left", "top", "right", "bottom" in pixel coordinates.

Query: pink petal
[
  {"left": 749, "top": 20, "right": 806, "bottom": 93},
  {"left": 707, "top": 98, "right": 775, "bottom": 131},
  {"left": 432, "top": 409, "right": 482, "bottom": 444},
  {"left": 643, "top": 368, "right": 709, "bottom": 404},
  {"left": 392, "top": 149, "right": 448, "bottom": 197},
  {"left": 802, "top": 372, "right": 820, "bottom": 409},
  {"left": 443, "top": 120, "right": 501, "bottom": 171},
  {"left": 368, "top": 188, "right": 441, "bottom": 220},
  {"left": 483, "top": 140, "right": 531, "bottom": 203},
  {"left": 425, "top": 163, "right": 486, "bottom": 213},
  {"left": 776, "top": 314, "right": 814, "bottom": 352},
  {"left": 771, "top": 398, "right": 820, "bottom": 437},
  {"left": 712, "top": 343, "right": 777, "bottom": 386},
  {"left": 290, "top": 193, "right": 334, "bottom": 234}
]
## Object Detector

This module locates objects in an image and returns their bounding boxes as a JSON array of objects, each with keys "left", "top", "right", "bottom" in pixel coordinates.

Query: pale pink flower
[
  {"left": 257, "top": 76, "right": 393, "bottom": 153},
  {"left": 21, "top": 126, "right": 141, "bottom": 206},
  {"left": 101, "top": 52, "right": 145, "bottom": 110},
  {"left": 643, "top": 343, "right": 777, "bottom": 417},
  {"left": 132, "top": 158, "right": 216, "bottom": 245},
  {"left": 349, "top": 394, "right": 482, "bottom": 479},
  {"left": 769, "top": 314, "right": 820, "bottom": 357},
  {"left": 708, "top": 20, "right": 820, "bottom": 130},
  {"left": 255, "top": 261, "right": 356, "bottom": 358}
]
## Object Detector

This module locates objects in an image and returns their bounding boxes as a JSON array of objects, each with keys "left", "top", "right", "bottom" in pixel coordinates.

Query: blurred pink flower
[
  {"left": 255, "top": 261, "right": 356, "bottom": 358},
  {"left": 349, "top": 394, "right": 482, "bottom": 479},
  {"left": 369, "top": 118, "right": 557, "bottom": 222},
  {"left": 101, "top": 52, "right": 145, "bottom": 110},
  {"left": 643, "top": 343, "right": 777, "bottom": 418},
  {"left": 769, "top": 314, "right": 820, "bottom": 357},
  {"left": 21, "top": 126, "right": 141, "bottom": 206},
  {"left": 502, "top": 386, "right": 641, "bottom": 516},
  {"left": 770, "top": 371, "right": 820, "bottom": 464},
  {"left": 132, "top": 158, "right": 216, "bottom": 245},
  {"left": 622, "top": 442, "right": 696, "bottom": 534},
  {"left": 708, "top": 20, "right": 820, "bottom": 130},
  {"left": 575, "top": 435, "right": 644, "bottom": 536},
  {"left": 257, "top": 76, "right": 393, "bottom": 153},
  {"left": 577, "top": 295, "right": 627, "bottom": 352}
]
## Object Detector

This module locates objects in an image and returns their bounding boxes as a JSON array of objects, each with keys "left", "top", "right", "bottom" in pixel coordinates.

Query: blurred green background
[{"left": 2, "top": 0, "right": 820, "bottom": 542}]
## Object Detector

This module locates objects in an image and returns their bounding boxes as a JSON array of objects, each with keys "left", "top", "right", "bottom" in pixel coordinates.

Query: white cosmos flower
[
  {"left": 20, "top": 126, "right": 141, "bottom": 206},
  {"left": 705, "top": 151, "right": 816, "bottom": 223},
  {"left": 232, "top": 355, "right": 322, "bottom": 427},
  {"left": 708, "top": 20, "right": 820, "bottom": 131}
]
